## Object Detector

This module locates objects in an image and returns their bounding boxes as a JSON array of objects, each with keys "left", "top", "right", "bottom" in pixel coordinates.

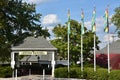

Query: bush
[
  {"left": 69, "top": 67, "right": 82, "bottom": 78},
  {"left": 0, "top": 66, "right": 12, "bottom": 78},
  {"left": 108, "top": 70, "right": 120, "bottom": 80},
  {"left": 84, "top": 67, "right": 109, "bottom": 80},
  {"left": 55, "top": 67, "right": 120, "bottom": 80},
  {"left": 95, "top": 68, "right": 108, "bottom": 80},
  {"left": 84, "top": 68, "right": 95, "bottom": 80},
  {"left": 55, "top": 67, "right": 68, "bottom": 78},
  {"left": 55, "top": 67, "right": 86, "bottom": 79}
]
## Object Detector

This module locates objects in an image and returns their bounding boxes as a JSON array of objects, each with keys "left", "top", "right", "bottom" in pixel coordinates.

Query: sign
[
  {"left": 11, "top": 60, "right": 15, "bottom": 69},
  {"left": 19, "top": 51, "right": 47, "bottom": 55}
]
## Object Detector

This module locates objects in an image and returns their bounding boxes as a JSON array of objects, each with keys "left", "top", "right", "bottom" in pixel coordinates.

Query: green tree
[
  {"left": 111, "top": 7, "right": 120, "bottom": 32},
  {"left": 51, "top": 20, "right": 100, "bottom": 64},
  {"left": 0, "top": 0, "right": 50, "bottom": 62},
  {"left": 0, "top": 0, "right": 8, "bottom": 28}
]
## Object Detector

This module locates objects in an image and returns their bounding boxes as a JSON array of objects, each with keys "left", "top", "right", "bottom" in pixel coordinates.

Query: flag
[
  {"left": 92, "top": 7, "right": 96, "bottom": 32},
  {"left": 68, "top": 10, "right": 70, "bottom": 34},
  {"left": 104, "top": 8, "right": 109, "bottom": 33},
  {"left": 81, "top": 9, "right": 85, "bottom": 34}
]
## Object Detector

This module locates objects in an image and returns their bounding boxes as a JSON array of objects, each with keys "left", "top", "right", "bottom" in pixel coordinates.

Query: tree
[
  {"left": 51, "top": 20, "right": 100, "bottom": 64},
  {"left": 0, "top": 0, "right": 8, "bottom": 28},
  {"left": 0, "top": 0, "right": 50, "bottom": 62},
  {"left": 111, "top": 7, "right": 120, "bottom": 32}
]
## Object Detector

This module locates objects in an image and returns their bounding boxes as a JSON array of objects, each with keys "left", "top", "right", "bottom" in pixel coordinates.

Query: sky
[{"left": 23, "top": 0, "right": 120, "bottom": 49}]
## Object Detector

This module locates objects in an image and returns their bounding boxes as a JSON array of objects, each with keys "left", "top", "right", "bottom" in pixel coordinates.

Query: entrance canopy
[
  {"left": 11, "top": 36, "right": 57, "bottom": 77},
  {"left": 11, "top": 36, "right": 57, "bottom": 52}
]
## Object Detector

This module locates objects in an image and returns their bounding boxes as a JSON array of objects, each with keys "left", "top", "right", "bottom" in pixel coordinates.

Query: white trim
[
  {"left": 51, "top": 51, "right": 55, "bottom": 77},
  {"left": 11, "top": 48, "right": 57, "bottom": 51}
]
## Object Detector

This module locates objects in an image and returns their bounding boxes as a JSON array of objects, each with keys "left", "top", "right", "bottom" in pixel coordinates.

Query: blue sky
[{"left": 23, "top": 0, "right": 120, "bottom": 48}]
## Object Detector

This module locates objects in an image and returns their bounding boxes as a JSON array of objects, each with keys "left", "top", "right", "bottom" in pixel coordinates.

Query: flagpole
[
  {"left": 68, "top": 30, "right": 70, "bottom": 72},
  {"left": 67, "top": 10, "right": 70, "bottom": 73},
  {"left": 104, "top": 5, "right": 110, "bottom": 73},
  {"left": 81, "top": 9, "right": 84, "bottom": 72},
  {"left": 94, "top": 33, "right": 96, "bottom": 72},
  {"left": 92, "top": 7, "right": 96, "bottom": 72},
  {"left": 107, "top": 5, "right": 110, "bottom": 73},
  {"left": 108, "top": 34, "right": 110, "bottom": 73},
  {"left": 81, "top": 34, "right": 83, "bottom": 72}
]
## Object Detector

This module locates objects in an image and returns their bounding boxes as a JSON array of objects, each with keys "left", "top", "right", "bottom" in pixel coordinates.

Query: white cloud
[
  {"left": 85, "top": 17, "right": 104, "bottom": 33},
  {"left": 98, "top": 34, "right": 119, "bottom": 49},
  {"left": 23, "top": 0, "right": 52, "bottom": 5},
  {"left": 85, "top": 21, "right": 91, "bottom": 29},
  {"left": 104, "top": 34, "right": 119, "bottom": 42},
  {"left": 46, "top": 26, "right": 55, "bottom": 39},
  {"left": 42, "top": 14, "right": 60, "bottom": 26},
  {"left": 104, "top": 34, "right": 114, "bottom": 42},
  {"left": 41, "top": 14, "right": 60, "bottom": 39}
]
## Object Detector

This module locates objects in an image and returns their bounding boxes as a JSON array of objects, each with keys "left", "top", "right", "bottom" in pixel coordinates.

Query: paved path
[{"left": 0, "top": 75, "right": 85, "bottom": 80}]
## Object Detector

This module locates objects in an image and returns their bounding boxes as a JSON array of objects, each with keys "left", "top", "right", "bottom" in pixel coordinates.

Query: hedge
[
  {"left": 95, "top": 68, "right": 108, "bottom": 80},
  {"left": 69, "top": 67, "right": 85, "bottom": 79},
  {"left": 55, "top": 67, "right": 120, "bottom": 80},
  {"left": 84, "top": 67, "right": 95, "bottom": 80},
  {"left": 108, "top": 70, "right": 120, "bottom": 80},
  {"left": 0, "top": 66, "right": 12, "bottom": 78},
  {"left": 54, "top": 67, "right": 68, "bottom": 78}
]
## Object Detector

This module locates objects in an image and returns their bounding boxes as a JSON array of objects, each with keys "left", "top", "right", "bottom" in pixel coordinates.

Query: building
[
  {"left": 11, "top": 36, "right": 57, "bottom": 77},
  {"left": 96, "top": 40, "right": 120, "bottom": 70}
]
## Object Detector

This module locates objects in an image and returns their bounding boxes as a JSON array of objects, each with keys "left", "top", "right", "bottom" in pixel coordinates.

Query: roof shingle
[
  {"left": 11, "top": 36, "right": 57, "bottom": 51},
  {"left": 96, "top": 40, "right": 120, "bottom": 54}
]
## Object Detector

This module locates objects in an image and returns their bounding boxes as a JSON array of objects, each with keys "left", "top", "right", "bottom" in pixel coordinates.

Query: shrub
[
  {"left": 84, "top": 67, "right": 95, "bottom": 80},
  {"left": 95, "top": 68, "right": 108, "bottom": 80},
  {"left": 108, "top": 70, "right": 120, "bottom": 80},
  {"left": 0, "top": 66, "right": 12, "bottom": 78},
  {"left": 55, "top": 67, "right": 68, "bottom": 78},
  {"left": 69, "top": 67, "right": 81, "bottom": 78},
  {"left": 55, "top": 67, "right": 86, "bottom": 79},
  {"left": 55, "top": 67, "right": 120, "bottom": 80}
]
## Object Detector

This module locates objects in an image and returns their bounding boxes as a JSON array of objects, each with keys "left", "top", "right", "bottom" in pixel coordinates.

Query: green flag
[
  {"left": 68, "top": 10, "right": 70, "bottom": 34},
  {"left": 92, "top": 7, "right": 96, "bottom": 32},
  {"left": 104, "top": 8, "right": 109, "bottom": 33},
  {"left": 81, "top": 9, "right": 85, "bottom": 34}
]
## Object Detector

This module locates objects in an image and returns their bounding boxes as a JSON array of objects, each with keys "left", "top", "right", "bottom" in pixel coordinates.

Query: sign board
[
  {"left": 11, "top": 60, "right": 15, "bottom": 69},
  {"left": 19, "top": 51, "right": 47, "bottom": 55}
]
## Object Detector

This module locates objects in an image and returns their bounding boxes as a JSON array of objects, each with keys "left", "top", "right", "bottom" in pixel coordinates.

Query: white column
[
  {"left": 15, "top": 69, "right": 17, "bottom": 80},
  {"left": 43, "top": 69, "right": 45, "bottom": 80},
  {"left": 11, "top": 52, "right": 15, "bottom": 69},
  {"left": 51, "top": 51, "right": 55, "bottom": 77},
  {"left": 11, "top": 52, "right": 15, "bottom": 78}
]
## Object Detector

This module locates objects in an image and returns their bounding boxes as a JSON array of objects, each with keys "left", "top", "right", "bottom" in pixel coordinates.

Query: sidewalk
[
  {"left": 0, "top": 75, "right": 85, "bottom": 80},
  {"left": 0, "top": 75, "right": 51, "bottom": 80}
]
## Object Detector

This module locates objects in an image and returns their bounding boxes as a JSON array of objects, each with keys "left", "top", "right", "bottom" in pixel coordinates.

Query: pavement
[
  {"left": 0, "top": 75, "right": 50, "bottom": 80},
  {"left": 0, "top": 75, "right": 85, "bottom": 80}
]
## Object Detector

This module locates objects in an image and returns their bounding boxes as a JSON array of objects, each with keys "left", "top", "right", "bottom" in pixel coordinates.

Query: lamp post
[{"left": 37, "top": 56, "right": 40, "bottom": 63}]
